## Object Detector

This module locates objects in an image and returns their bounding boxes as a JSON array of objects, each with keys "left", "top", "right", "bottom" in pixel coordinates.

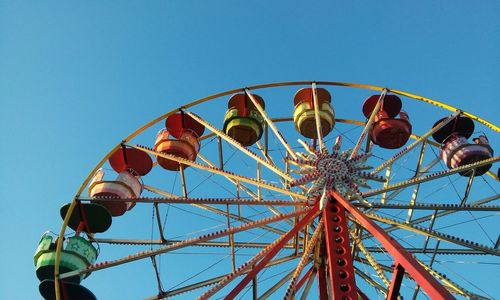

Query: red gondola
[
  {"left": 362, "top": 94, "right": 412, "bottom": 149},
  {"left": 109, "top": 146, "right": 153, "bottom": 176}
]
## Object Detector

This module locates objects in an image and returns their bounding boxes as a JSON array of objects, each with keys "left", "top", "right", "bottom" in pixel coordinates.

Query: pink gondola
[
  {"left": 432, "top": 116, "right": 493, "bottom": 176},
  {"left": 89, "top": 169, "right": 143, "bottom": 216},
  {"left": 89, "top": 147, "right": 152, "bottom": 216}
]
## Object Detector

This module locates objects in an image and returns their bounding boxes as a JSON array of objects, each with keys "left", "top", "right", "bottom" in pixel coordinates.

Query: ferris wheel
[{"left": 34, "top": 81, "right": 499, "bottom": 300}]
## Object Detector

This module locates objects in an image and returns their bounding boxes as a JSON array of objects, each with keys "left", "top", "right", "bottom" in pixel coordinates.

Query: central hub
[
  {"left": 316, "top": 153, "right": 349, "bottom": 182},
  {"left": 289, "top": 139, "right": 383, "bottom": 199}
]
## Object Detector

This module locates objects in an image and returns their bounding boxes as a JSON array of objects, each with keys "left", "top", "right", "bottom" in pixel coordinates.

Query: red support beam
[
  {"left": 330, "top": 190, "right": 454, "bottom": 300},
  {"left": 224, "top": 203, "right": 320, "bottom": 299},
  {"left": 317, "top": 262, "right": 329, "bottom": 300},
  {"left": 387, "top": 263, "right": 405, "bottom": 300},
  {"left": 323, "top": 198, "right": 358, "bottom": 300}
]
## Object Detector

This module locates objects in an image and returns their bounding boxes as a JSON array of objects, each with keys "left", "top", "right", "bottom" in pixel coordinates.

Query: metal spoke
[
  {"left": 78, "top": 196, "right": 307, "bottom": 206},
  {"left": 284, "top": 218, "right": 324, "bottom": 299},
  {"left": 407, "top": 142, "right": 428, "bottom": 222},
  {"left": 91, "top": 238, "right": 297, "bottom": 249},
  {"left": 372, "top": 111, "right": 461, "bottom": 173},
  {"left": 412, "top": 241, "right": 440, "bottom": 300},
  {"left": 365, "top": 213, "right": 500, "bottom": 256},
  {"left": 130, "top": 144, "right": 307, "bottom": 200},
  {"left": 359, "top": 202, "right": 500, "bottom": 212},
  {"left": 353, "top": 265, "right": 389, "bottom": 297},
  {"left": 150, "top": 256, "right": 165, "bottom": 296},
  {"left": 362, "top": 194, "right": 500, "bottom": 239},
  {"left": 358, "top": 247, "right": 490, "bottom": 255},
  {"left": 349, "top": 229, "right": 390, "bottom": 288},
  {"left": 144, "top": 184, "right": 288, "bottom": 235},
  {"left": 331, "top": 189, "right": 454, "bottom": 299},
  {"left": 60, "top": 207, "right": 314, "bottom": 279},
  {"left": 460, "top": 171, "right": 476, "bottom": 206},
  {"left": 299, "top": 267, "right": 317, "bottom": 300},
  {"left": 145, "top": 254, "right": 301, "bottom": 299},
  {"left": 196, "top": 153, "right": 296, "bottom": 226},
  {"left": 351, "top": 89, "right": 387, "bottom": 158},
  {"left": 355, "top": 257, "right": 489, "bottom": 299},
  {"left": 185, "top": 110, "right": 294, "bottom": 180},
  {"left": 311, "top": 82, "right": 326, "bottom": 152},
  {"left": 258, "top": 268, "right": 296, "bottom": 300},
  {"left": 416, "top": 259, "right": 491, "bottom": 299},
  {"left": 363, "top": 156, "right": 500, "bottom": 197},
  {"left": 380, "top": 156, "right": 441, "bottom": 206},
  {"left": 224, "top": 205, "right": 321, "bottom": 299},
  {"left": 245, "top": 88, "right": 298, "bottom": 160},
  {"left": 197, "top": 221, "right": 314, "bottom": 299}
]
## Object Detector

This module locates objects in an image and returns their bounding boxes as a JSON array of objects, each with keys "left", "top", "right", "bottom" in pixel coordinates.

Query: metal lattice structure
[{"left": 35, "top": 81, "right": 499, "bottom": 300}]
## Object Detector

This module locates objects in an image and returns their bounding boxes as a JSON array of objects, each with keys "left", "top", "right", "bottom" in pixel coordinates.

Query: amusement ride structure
[{"left": 34, "top": 81, "right": 499, "bottom": 299}]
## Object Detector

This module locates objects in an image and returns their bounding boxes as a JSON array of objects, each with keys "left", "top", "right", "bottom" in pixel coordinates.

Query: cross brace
[{"left": 330, "top": 190, "right": 454, "bottom": 300}]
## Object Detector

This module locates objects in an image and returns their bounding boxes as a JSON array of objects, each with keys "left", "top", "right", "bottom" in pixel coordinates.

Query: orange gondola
[{"left": 154, "top": 112, "right": 205, "bottom": 170}]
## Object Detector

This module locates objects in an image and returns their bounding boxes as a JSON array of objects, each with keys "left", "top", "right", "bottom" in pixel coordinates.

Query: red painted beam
[
  {"left": 330, "top": 190, "right": 454, "bottom": 300},
  {"left": 387, "top": 263, "right": 405, "bottom": 300},
  {"left": 224, "top": 203, "right": 320, "bottom": 299},
  {"left": 323, "top": 198, "right": 358, "bottom": 300},
  {"left": 317, "top": 262, "right": 329, "bottom": 300}
]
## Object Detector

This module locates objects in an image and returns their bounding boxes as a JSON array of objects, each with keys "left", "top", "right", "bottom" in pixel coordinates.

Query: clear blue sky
[{"left": 1, "top": 1, "right": 499, "bottom": 299}]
